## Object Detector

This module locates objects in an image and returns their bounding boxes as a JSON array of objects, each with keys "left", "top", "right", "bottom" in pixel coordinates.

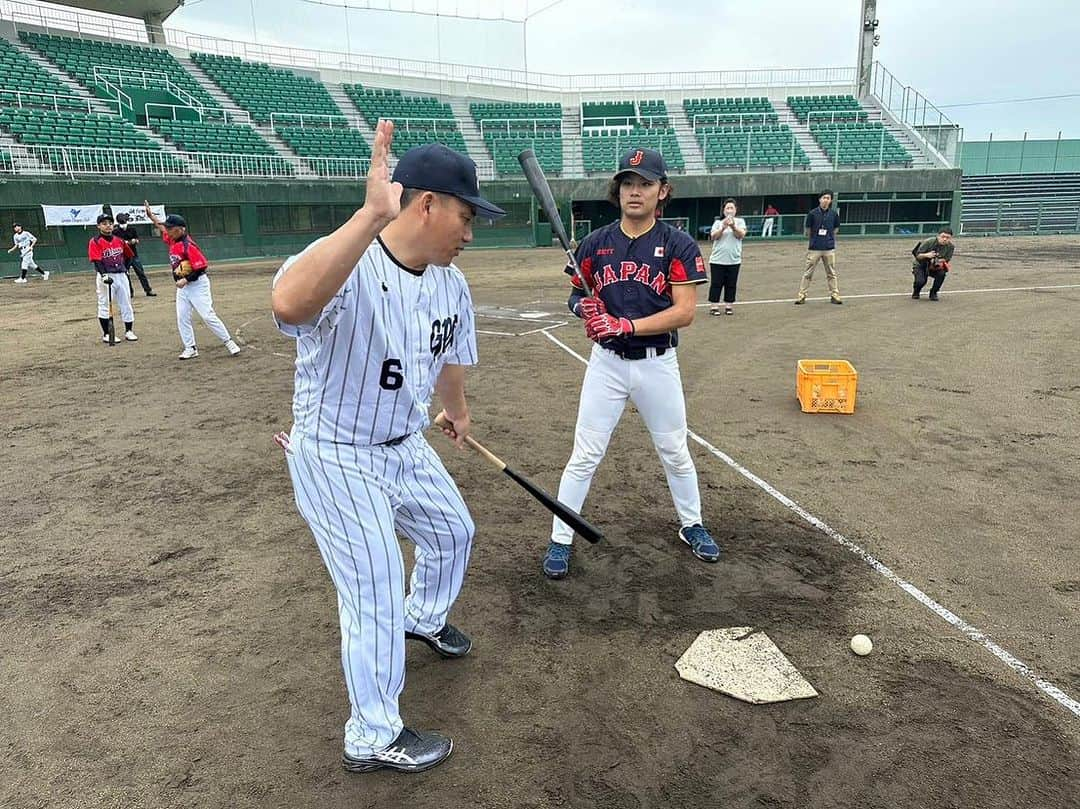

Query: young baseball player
[
  {"left": 88, "top": 214, "right": 137, "bottom": 343},
  {"left": 272, "top": 123, "right": 504, "bottom": 774},
  {"left": 8, "top": 224, "right": 50, "bottom": 283},
  {"left": 113, "top": 212, "right": 156, "bottom": 297},
  {"left": 541, "top": 147, "right": 720, "bottom": 580},
  {"left": 142, "top": 203, "right": 240, "bottom": 359}
]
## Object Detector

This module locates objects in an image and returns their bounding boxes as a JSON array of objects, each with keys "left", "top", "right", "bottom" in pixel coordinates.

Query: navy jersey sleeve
[
  {"left": 667, "top": 230, "right": 708, "bottom": 285},
  {"left": 805, "top": 210, "right": 814, "bottom": 230}
]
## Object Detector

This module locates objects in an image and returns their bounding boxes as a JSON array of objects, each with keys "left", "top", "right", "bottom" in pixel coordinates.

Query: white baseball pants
[
  {"left": 176, "top": 275, "right": 232, "bottom": 348},
  {"left": 96, "top": 272, "right": 133, "bottom": 322},
  {"left": 284, "top": 430, "right": 474, "bottom": 758},
  {"left": 551, "top": 344, "right": 702, "bottom": 545}
]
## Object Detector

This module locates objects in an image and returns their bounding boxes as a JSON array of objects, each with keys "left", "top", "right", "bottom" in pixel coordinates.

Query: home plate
[{"left": 675, "top": 627, "right": 818, "bottom": 704}]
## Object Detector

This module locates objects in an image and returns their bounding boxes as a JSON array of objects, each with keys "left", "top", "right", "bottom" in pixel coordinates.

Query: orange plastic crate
[{"left": 796, "top": 359, "right": 858, "bottom": 414}]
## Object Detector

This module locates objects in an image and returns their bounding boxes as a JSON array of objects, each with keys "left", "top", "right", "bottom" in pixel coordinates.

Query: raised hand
[{"left": 363, "top": 119, "right": 403, "bottom": 226}]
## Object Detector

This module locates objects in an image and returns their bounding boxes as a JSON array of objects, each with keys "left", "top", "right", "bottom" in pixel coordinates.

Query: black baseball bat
[
  {"left": 517, "top": 148, "right": 594, "bottom": 295},
  {"left": 104, "top": 276, "right": 116, "bottom": 345},
  {"left": 435, "top": 414, "right": 602, "bottom": 544}
]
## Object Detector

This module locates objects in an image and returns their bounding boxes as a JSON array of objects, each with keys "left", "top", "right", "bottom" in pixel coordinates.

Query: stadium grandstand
[{"left": 0, "top": 0, "right": 964, "bottom": 270}]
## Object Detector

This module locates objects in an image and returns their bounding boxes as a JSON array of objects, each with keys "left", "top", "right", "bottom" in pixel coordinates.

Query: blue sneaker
[
  {"left": 679, "top": 524, "right": 721, "bottom": 563},
  {"left": 542, "top": 542, "right": 572, "bottom": 579}
]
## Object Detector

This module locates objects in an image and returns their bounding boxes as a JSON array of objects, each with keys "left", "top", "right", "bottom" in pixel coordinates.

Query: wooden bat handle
[{"left": 433, "top": 413, "right": 506, "bottom": 471}]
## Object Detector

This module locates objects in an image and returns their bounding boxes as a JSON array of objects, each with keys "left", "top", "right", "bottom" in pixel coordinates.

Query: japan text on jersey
[
  {"left": 274, "top": 237, "right": 478, "bottom": 446},
  {"left": 566, "top": 220, "right": 707, "bottom": 351}
]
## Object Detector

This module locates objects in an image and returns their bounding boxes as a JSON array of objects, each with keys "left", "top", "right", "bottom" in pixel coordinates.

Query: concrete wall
[{"left": 0, "top": 167, "right": 961, "bottom": 273}]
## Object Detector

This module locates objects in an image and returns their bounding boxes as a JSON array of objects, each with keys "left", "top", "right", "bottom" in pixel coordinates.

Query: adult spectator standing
[
  {"left": 708, "top": 199, "right": 747, "bottom": 316},
  {"left": 8, "top": 224, "right": 50, "bottom": 284},
  {"left": 761, "top": 203, "right": 780, "bottom": 238},
  {"left": 113, "top": 212, "right": 156, "bottom": 297},
  {"left": 794, "top": 190, "right": 842, "bottom": 305},
  {"left": 911, "top": 228, "right": 956, "bottom": 301}
]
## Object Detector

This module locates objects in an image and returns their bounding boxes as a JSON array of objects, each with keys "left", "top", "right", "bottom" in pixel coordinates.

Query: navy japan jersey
[{"left": 566, "top": 219, "right": 707, "bottom": 352}]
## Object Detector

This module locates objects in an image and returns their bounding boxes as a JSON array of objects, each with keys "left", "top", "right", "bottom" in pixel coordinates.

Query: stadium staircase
[
  {"left": 775, "top": 100, "right": 832, "bottom": 170},
  {"left": 324, "top": 82, "right": 378, "bottom": 141},
  {"left": 861, "top": 96, "right": 940, "bottom": 168},
  {"left": 561, "top": 104, "right": 584, "bottom": 177},
  {"left": 176, "top": 53, "right": 315, "bottom": 177},
  {"left": 446, "top": 97, "right": 498, "bottom": 171},
  {"left": 667, "top": 104, "right": 706, "bottom": 174},
  {"left": 10, "top": 40, "right": 116, "bottom": 116}
]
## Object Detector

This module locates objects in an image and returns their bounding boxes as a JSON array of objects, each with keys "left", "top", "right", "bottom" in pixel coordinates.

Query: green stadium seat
[
  {"left": 470, "top": 101, "right": 563, "bottom": 177},
  {"left": 192, "top": 52, "right": 340, "bottom": 125}
]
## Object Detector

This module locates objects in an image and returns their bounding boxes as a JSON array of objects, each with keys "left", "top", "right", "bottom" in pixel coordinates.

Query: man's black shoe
[
  {"left": 342, "top": 727, "right": 452, "bottom": 773},
  {"left": 405, "top": 623, "right": 472, "bottom": 658}
]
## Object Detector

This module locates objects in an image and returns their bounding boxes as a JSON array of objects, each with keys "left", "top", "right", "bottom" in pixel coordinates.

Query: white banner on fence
[
  {"left": 41, "top": 204, "right": 104, "bottom": 227},
  {"left": 108, "top": 204, "right": 167, "bottom": 225}
]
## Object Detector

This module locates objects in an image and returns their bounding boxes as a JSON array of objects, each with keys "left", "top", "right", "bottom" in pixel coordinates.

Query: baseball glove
[{"left": 174, "top": 258, "right": 194, "bottom": 278}]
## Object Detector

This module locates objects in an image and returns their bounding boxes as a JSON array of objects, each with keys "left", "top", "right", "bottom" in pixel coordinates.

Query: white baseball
[{"left": 850, "top": 634, "right": 873, "bottom": 656}]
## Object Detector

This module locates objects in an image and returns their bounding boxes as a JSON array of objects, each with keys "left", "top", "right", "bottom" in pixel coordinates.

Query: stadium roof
[{"left": 41, "top": 0, "right": 181, "bottom": 21}]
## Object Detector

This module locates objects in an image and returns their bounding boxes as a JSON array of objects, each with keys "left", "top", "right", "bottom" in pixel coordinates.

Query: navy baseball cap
[
  {"left": 615, "top": 147, "right": 668, "bottom": 182},
  {"left": 164, "top": 214, "right": 187, "bottom": 228},
  {"left": 96, "top": 213, "right": 113, "bottom": 224},
  {"left": 393, "top": 143, "right": 506, "bottom": 220}
]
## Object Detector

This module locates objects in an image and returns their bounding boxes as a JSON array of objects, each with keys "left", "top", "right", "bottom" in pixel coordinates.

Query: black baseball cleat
[
  {"left": 405, "top": 623, "right": 472, "bottom": 658},
  {"left": 928, "top": 293, "right": 940, "bottom": 301},
  {"left": 342, "top": 727, "right": 452, "bottom": 774}
]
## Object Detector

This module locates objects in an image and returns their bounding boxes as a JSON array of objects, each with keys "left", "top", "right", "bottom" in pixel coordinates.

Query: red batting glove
[
  {"left": 939, "top": 260, "right": 950, "bottom": 272},
  {"left": 585, "top": 313, "right": 634, "bottom": 342},
  {"left": 577, "top": 296, "right": 607, "bottom": 320}
]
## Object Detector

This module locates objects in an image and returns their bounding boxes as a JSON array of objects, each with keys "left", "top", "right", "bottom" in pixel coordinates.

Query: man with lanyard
[{"left": 795, "top": 190, "right": 842, "bottom": 305}]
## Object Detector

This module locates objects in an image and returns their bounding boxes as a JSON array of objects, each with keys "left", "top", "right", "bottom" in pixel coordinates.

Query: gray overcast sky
[{"left": 40, "top": 0, "right": 1080, "bottom": 139}]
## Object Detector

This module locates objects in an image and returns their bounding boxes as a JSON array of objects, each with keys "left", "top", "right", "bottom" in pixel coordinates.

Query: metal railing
[
  {"left": 387, "top": 117, "right": 461, "bottom": 133},
  {"left": 0, "top": 88, "right": 120, "bottom": 115},
  {"left": 87, "top": 69, "right": 133, "bottom": 118},
  {"left": 478, "top": 118, "right": 563, "bottom": 137},
  {"left": 691, "top": 111, "right": 780, "bottom": 129},
  {"left": 270, "top": 111, "right": 353, "bottom": 130},
  {"left": 961, "top": 196, "right": 1080, "bottom": 236},
  {"left": 2, "top": 0, "right": 857, "bottom": 94},
  {"left": 146, "top": 104, "right": 252, "bottom": 125},
  {"left": 695, "top": 133, "right": 809, "bottom": 173},
  {"left": 0, "top": 142, "right": 494, "bottom": 181},
  {"left": 869, "top": 61, "right": 961, "bottom": 167},
  {"left": 92, "top": 65, "right": 204, "bottom": 115},
  {"left": 804, "top": 109, "right": 875, "bottom": 126}
]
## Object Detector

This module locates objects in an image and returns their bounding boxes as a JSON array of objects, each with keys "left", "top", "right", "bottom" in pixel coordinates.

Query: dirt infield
[{"left": 1, "top": 235, "right": 1078, "bottom": 808}]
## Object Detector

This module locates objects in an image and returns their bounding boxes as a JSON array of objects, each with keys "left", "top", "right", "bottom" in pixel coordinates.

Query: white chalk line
[
  {"left": 235, "top": 314, "right": 294, "bottom": 360},
  {"left": 704, "top": 282, "right": 1080, "bottom": 308},
  {"left": 541, "top": 329, "right": 1080, "bottom": 720}
]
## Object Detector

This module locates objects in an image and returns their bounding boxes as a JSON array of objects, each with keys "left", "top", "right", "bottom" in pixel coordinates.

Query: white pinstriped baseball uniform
[{"left": 274, "top": 235, "right": 478, "bottom": 758}]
